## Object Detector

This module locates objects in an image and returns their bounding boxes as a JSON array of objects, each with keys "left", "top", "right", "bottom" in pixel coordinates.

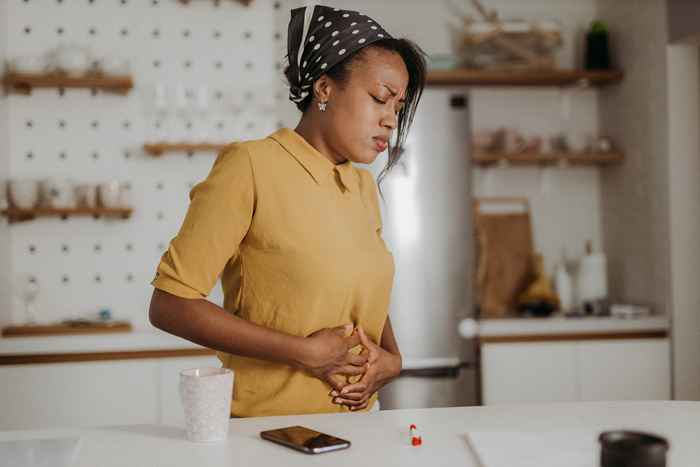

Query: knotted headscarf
[{"left": 286, "top": 4, "right": 393, "bottom": 105}]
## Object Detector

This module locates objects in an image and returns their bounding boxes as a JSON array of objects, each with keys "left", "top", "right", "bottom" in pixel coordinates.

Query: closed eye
[{"left": 371, "top": 95, "right": 386, "bottom": 104}]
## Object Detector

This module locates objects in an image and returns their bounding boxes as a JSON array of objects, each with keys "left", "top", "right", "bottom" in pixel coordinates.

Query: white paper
[
  {"left": 464, "top": 431, "right": 598, "bottom": 467},
  {"left": 0, "top": 437, "right": 81, "bottom": 467}
]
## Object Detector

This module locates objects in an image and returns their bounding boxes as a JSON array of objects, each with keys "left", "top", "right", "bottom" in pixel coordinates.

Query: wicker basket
[{"left": 455, "top": 20, "right": 563, "bottom": 70}]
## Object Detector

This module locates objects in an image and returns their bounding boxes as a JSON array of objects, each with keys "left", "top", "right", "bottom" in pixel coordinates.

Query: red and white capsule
[{"left": 409, "top": 424, "right": 422, "bottom": 446}]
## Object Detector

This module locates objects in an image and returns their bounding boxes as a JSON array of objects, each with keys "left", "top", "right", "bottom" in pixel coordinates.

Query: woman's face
[{"left": 322, "top": 47, "right": 409, "bottom": 165}]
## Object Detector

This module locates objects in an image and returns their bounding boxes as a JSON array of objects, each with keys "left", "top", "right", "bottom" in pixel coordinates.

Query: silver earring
[{"left": 318, "top": 101, "right": 327, "bottom": 112}]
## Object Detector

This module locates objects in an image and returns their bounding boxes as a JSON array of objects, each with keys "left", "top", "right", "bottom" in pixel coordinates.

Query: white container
[
  {"left": 8, "top": 179, "right": 39, "bottom": 209},
  {"left": 97, "top": 181, "right": 121, "bottom": 208},
  {"left": 577, "top": 251, "right": 608, "bottom": 302},
  {"left": 179, "top": 367, "right": 234, "bottom": 443},
  {"left": 554, "top": 262, "right": 573, "bottom": 312}
]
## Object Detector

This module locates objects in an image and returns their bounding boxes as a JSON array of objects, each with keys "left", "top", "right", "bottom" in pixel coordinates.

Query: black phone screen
[{"left": 260, "top": 425, "right": 351, "bottom": 453}]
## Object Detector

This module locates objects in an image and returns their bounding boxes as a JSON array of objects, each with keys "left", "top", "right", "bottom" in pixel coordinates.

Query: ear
[{"left": 313, "top": 74, "right": 333, "bottom": 103}]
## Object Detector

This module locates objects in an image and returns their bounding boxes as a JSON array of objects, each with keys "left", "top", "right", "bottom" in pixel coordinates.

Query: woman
[{"left": 148, "top": 4, "right": 426, "bottom": 417}]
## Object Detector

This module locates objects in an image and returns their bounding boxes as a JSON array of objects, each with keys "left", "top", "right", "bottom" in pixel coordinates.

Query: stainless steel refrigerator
[{"left": 367, "top": 88, "right": 479, "bottom": 409}]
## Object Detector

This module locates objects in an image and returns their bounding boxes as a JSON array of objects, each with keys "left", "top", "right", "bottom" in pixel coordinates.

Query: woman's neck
[{"left": 294, "top": 118, "right": 347, "bottom": 165}]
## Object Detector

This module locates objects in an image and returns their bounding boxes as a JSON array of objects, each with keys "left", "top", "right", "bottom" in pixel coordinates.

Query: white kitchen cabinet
[
  {"left": 481, "top": 342, "right": 578, "bottom": 404},
  {"left": 577, "top": 340, "right": 670, "bottom": 401},
  {"left": 0, "top": 355, "right": 220, "bottom": 431},
  {"left": 480, "top": 338, "right": 671, "bottom": 405},
  {"left": 0, "top": 360, "right": 160, "bottom": 430}
]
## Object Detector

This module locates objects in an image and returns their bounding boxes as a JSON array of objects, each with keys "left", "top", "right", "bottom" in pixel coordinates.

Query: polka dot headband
[{"left": 286, "top": 4, "right": 393, "bottom": 105}]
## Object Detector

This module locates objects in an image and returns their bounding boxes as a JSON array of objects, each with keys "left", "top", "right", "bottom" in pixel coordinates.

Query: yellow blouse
[{"left": 150, "top": 128, "right": 395, "bottom": 417}]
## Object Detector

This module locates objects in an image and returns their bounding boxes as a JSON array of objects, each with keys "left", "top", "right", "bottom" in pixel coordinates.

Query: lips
[{"left": 373, "top": 137, "right": 388, "bottom": 152}]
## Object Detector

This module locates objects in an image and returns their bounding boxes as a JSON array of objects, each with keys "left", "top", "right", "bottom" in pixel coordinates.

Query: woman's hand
[
  {"left": 329, "top": 326, "right": 401, "bottom": 411},
  {"left": 301, "top": 324, "right": 369, "bottom": 393}
]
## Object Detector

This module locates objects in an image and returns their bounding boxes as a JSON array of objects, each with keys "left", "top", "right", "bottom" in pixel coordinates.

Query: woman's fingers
[
  {"left": 334, "top": 391, "right": 364, "bottom": 401},
  {"left": 356, "top": 327, "right": 379, "bottom": 363},
  {"left": 344, "top": 330, "right": 362, "bottom": 350},
  {"left": 335, "top": 364, "right": 366, "bottom": 377},
  {"left": 340, "top": 382, "right": 367, "bottom": 395},
  {"left": 333, "top": 323, "right": 354, "bottom": 337},
  {"left": 347, "top": 353, "right": 368, "bottom": 367},
  {"left": 349, "top": 401, "right": 369, "bottom": 411},
  {"left": 333, "top": 395, "right": 367, "bottom": 406},
  {"left": 324, "top": 375, "right": 347, "bottom": 392}
]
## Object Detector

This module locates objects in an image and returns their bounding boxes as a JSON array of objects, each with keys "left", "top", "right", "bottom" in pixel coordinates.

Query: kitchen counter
[
  {"left": 462, "top": 315, "right": 669, "bottom": 343},
  {"left": 0, "top": 331, "right": 202, "bottom": 355},
  {"left": 1, "top": 401, "right": 697, "bottom": 466},
  {"left": 0, "top": 331, "right": 212, "bottom": 365}
]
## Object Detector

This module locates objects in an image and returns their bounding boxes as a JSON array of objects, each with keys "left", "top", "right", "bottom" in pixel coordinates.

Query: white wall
[
  {"left": 667, "top": 44, "right": 700, "bottom": 400},
  {"left": 597, "top": 0, "right": 671, "bottom": 314},
  {"left": 0, "top": 0, "right": 11, "bottom": 322}
]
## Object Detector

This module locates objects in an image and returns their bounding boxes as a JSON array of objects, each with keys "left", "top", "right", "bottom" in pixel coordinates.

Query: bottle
[
  {"left": 578, "top": 240, "right": 608, "bottom": 303},
  {"left": 554, "top": 250, "right": 573, "bottom": 313}
]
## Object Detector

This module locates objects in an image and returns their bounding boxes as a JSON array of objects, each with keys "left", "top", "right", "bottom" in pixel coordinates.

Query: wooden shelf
[
  {"left": 426, "top": 68, "right": 623, "bottom": 87},
  {"left": 2, "top": 321, "right": 132, "bottom": 338},
  {"left": 178, "top": 0, "right": 252, "bottom": 5},
  {"left": 143, "top": 142, "right": 229, "bottom": 156},
  {"left": 1, "top": 207, "right": 133, "bottom": 223},
  {"left": 473, "top": 151, "right": 624, "bottom": 167},
  {"left": 2, "top": 71, "right": 134, "bottom": 95}
]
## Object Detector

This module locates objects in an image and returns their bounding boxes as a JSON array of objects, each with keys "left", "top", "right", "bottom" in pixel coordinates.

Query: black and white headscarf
[{"left": 286, "top": 4, "right": 393, "bottom": 104}]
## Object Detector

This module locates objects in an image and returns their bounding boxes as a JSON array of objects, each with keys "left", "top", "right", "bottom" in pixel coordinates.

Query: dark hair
[{"left": 284, "top": 38, "right": 427, "bottom": 188}]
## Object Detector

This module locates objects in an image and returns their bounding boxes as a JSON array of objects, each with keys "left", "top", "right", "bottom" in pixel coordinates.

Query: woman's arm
[
  {"left": 149, "top": 288, "right": 368, "bottom": 391},
  {"left": 380, "top": 316, "right": 402, "bottom": 366}
]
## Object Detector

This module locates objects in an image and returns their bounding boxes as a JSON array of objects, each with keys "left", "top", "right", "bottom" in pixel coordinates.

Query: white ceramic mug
[
  {"left": 179, "top": 367, "right": 234, "bottom": 443},
  {"left": 97, "top": 182, "right": 121, "bottom": 208},
  {"left": 8, "top": 179, "right": 39, "bottom": 209}
]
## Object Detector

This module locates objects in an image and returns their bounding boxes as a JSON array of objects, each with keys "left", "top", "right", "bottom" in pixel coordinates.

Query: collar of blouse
[{"left": 271, "top": 127, "right": 357, "bottom": 193}]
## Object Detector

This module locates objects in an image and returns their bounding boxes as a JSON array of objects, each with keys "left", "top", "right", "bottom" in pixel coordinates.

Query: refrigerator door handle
[{"left": 399, "top": 362, "right": 475, "bottom": 379}]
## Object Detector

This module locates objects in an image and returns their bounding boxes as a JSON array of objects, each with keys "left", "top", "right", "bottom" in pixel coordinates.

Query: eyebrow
[{"left": 381, "top": 84, "right": 406, "bottom": 102}]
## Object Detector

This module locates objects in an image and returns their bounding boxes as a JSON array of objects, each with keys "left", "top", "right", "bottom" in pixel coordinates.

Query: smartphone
[{"left": 260, "top": 425, "right": 351, "bottom": 454}]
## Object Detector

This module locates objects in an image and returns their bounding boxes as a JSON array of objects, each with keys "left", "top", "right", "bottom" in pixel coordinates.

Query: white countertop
[
  {"left": 0, "top": 331, "right": 204, "bottom": 356},
  {"left": 0, "top": 401, "right": 696, "bottom": 466},
  {"left": 1, "top": 315, "right": 671, "bottom": 357},
  {"left": 472, "top": 315, "right": 669, "bottom": 339}
]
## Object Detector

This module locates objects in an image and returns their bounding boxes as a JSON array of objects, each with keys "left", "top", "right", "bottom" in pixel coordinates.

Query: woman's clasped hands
[{"left": 302, "top": 323, "right": 401, "bottom": 411}]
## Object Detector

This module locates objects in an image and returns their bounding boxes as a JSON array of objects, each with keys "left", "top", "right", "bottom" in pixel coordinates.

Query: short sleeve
[{"left": 150, "top": 143, "right": 255, "bottom": 299}]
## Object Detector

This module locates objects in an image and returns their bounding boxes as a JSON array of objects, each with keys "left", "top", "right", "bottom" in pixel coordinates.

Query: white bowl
[
  {"left": 8, "top": 179, "right": 39, "bottom": 209},
  {"left": 10, "top": 56, "right": 47, "bottom": 74}
]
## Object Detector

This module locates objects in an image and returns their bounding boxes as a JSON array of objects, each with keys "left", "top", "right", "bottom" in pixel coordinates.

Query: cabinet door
[
  {"left": 481, "top": 342, "right": 578, "bottom": 405},
  {"left": 157, "top": 355, "right": 222, "bottom": 426},
  {"left": 0, "top": 360, "right": 159, "bottom": 431},
  {"left": 577, "top": 339, "right": 671, "bottom": 401}
]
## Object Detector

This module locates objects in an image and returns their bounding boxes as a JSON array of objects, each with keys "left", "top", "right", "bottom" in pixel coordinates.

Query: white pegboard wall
[{"left": 2, "top": 0, "right": 291, "bottom": 329}]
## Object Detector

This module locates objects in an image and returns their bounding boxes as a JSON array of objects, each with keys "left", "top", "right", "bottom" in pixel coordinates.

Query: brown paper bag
[{"left": 474, "top": 198, "right": 534, "bottom": 318}]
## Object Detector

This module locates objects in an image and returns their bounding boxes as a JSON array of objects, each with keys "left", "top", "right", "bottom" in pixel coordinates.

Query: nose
[{"left": 381, "top": 109, "right": 397, "bottom": 130}]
